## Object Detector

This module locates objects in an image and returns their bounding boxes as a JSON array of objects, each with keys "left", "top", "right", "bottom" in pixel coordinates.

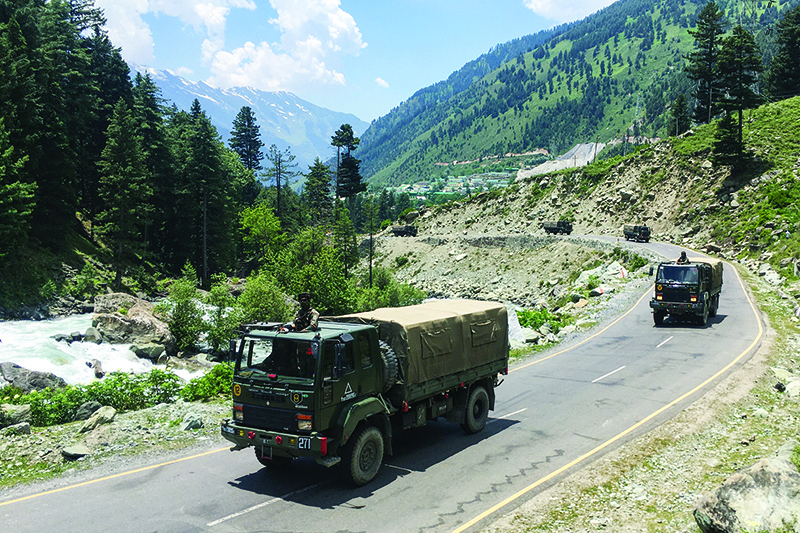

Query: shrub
[{"left": 180, "top": 362, "right": 233, "bottom": 402}]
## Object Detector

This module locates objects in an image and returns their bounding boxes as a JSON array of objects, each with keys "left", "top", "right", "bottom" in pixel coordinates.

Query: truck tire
[
  {"left": 695, "top": 303, "right": 709, "bottom": 326},
  {"left": 378, "top": 340, "right": 398, "bottom": 393},
  {"left": 653, "top": 310, "right": 666, "bottom": 326},
  {"left": 709, "top": 295, "right": 719, "bottom": 317},
  {"left": 255, "top": 449, "right": 292, "bottom": 468},
  {"left": 344, "top": 425, "right": 384, "bottom": 486},
  {"left": 460, "top": 385, "right": 489, "bottom": 434}
]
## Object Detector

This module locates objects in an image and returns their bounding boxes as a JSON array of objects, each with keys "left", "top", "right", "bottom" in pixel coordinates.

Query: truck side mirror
[
  {"left": 229, "top": 339, "right": 237, "bottom": 362},
  {"left": 649, "top": 265, "right": 654, "bottom": 276}
]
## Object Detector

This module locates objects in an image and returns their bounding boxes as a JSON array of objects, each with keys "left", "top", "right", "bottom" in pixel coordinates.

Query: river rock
[
  {"left": 62, "top": 444, "right": 91, "bottom": 460},
  {"left": 92, "top": 293, "right": 176, "bottom": 355},
  {"left": 694, "top": 439, "right": 800, "bottom": 533},
  {"left": 180, "top": 411, "right": 204, "bottom": 431},
  {"left": 1, "top": 403, "right": 31, "bottom": 428},
  {"left": 2, "top": 422, "right": 31, "bottom": 435},
  {"left": 130, "top": 343, "right": 165, "bottom": 360},
  {"left": 74, "top": 401, "right": 102, "bottom": 421},
  {"left": 83, "top": 326, "right": 104, "bottom": 344},
  {"left": 0, "top": 362, "right": 67, "bottom": 392},
  {"left": 79, "top": 405, "right": 116, "bottom": 433}
]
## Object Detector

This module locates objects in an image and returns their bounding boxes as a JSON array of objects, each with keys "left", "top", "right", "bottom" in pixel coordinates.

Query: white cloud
[
  {"left": 375, "top": 77, "right": 389, "bottom": 88},
  {"left": 522, "top": 0, "right": 616, "bottom": 24},
  {"left": 207, "top": 0, "right": 366, "bottom": 91},
  {"left": 97, "top": 0, "right": 365, "bottom": 92}
]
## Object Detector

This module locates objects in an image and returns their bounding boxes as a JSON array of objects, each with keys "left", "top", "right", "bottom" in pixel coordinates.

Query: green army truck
[
  {"left": 623, "top": 224, "right": 651, "bottom": 242},
  {"left": 220, "top": 299, "right": 509, "bottom": 486},
  {"left": 649, "top": 256, "right": 723, "bottom": 326},
  {"left": 542, "top": 220, "right": 573, "bottom": 235}
]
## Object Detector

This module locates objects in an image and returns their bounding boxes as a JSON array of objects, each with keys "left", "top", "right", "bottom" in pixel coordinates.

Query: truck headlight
[
  {"left": 690, "top": 295, "right": 697, "bottom": 302},
  {"left": 297, "top": 414, "right": 312, "bottom": 430},
  {"left": 233, "top": 403, "right": 244, "bottom": 422}
]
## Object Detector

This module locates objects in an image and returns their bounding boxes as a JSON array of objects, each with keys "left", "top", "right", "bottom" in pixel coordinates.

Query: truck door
[{"left": 318, "top": 338, "right": 356, "bottom": 435}]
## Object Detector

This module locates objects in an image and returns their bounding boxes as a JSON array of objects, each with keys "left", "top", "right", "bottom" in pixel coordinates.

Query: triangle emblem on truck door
[{"left": 341, "top": 382, "right": 356, "bottom": 401}]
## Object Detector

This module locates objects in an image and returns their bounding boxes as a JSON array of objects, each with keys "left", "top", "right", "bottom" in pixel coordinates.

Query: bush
[
  {"left": 204, "top": 275, "right": 242, "bottom": 352},
  {"left": 157, "top": 263, "right": 203, "bottom": 352},
  {"left": 236, "top": 270, "right": 291, "bottom": 324},
  {"left": 516, "top": 307, "right": 571, "bottom": 334},
  {"left": 180, "top": 362, "right": 233, "bottom": 402}
]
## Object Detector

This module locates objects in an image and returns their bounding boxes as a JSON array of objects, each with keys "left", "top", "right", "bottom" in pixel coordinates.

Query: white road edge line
[
  {"left": 207, "top": 482, "right": 326, "bottom": 527},
  {"left": 656, "top": 336, "right": 674, "bottom": 348},
  {"left": 488, "top": 408, "right": 528, "bottom": 423},
  {"left": 592, "top": 366, "right": 626, "bottom": 383}
]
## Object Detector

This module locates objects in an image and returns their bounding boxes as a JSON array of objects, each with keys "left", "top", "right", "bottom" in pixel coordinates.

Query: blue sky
[{"left": 95, "top": 0, "right": 616, "bottom": 123}]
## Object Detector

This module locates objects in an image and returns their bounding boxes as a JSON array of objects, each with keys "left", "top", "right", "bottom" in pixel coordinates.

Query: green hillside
[{"left": 358, "top": 0, "right": 796, "bottom": 187}]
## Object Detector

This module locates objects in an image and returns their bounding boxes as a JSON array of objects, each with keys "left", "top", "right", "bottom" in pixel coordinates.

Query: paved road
[{"left": 0, "top": 240, "right": 762, "bottom": 533}]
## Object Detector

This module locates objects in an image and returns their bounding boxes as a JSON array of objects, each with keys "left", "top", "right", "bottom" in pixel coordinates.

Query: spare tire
[{"left": 378, "top": 340, "right": 398, "bottom": 393}]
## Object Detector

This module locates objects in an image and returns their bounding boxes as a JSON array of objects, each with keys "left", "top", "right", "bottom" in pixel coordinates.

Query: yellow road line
[
  {"left": 0, "top": 446, "right": 229, "bottom": 507},
  {"left": 453, "top": 264, "right": 763, "bottom": 533}
]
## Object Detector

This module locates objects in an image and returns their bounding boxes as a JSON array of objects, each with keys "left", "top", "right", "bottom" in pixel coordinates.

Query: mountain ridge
[{"left": 131, "top": 65, "right": 370, "bottom": 172}]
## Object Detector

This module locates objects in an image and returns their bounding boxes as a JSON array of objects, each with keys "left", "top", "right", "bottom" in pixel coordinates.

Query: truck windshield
[
  {"left": 238, "top": 337, "right": 317, "bottom": 379},
  {"left": 658, "top": 265, "right": 698, "bottom": 284}
]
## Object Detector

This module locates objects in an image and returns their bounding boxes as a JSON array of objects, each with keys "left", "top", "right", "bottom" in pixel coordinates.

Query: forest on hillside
[
  {"left": 357, "top": 0, "right": 800, "bottom": 186},
  {"left": 0, "top": 0, "right": 420, "bottom": 316}
]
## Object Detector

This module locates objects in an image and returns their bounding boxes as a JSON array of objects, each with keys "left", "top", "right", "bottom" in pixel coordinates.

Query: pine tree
[
  {"left": 668, "top": 94, "right": 692, "bottom": 136},
  {"left": 333, "top": 203, "right": 358, "bottom": 280},
  {"left": 331, "top": 124, "right": 360, "bottom": 199},
  {"left": 685, "top": 1, "right": 727, "bottom": 124},
  {"left": 764, "top": 4, "right": 800, "bottom": 101},
  {"left": 264, "top": 144, "right": 298, "bottom": 227},
  {"left": 229, "top": 106, "right": 264, "bottom": 171},
  {"left": 97, "top": 99, "right": 151, "bottom": 287},
  {"left": 301, "top": 158, "right": 334, "bottom": 227},
  {"left": 0, "top": 118, "right": 34, "bottom": 258},
  {"left": 716, "top": 25, "right": 763, "bottom": 148}
]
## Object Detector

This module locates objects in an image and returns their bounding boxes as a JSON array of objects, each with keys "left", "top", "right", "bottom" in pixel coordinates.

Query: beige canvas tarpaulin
[{"left": 334, "top": 300, "right": 508, "bottom": 384}]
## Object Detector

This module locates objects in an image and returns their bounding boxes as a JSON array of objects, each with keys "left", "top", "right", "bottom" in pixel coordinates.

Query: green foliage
[
  {"left": 395, "top": 255, "right": 410, "bottom": 268},
  {"left": 203, "top": 274, "right": 242, "bottom": 352},
  {"left": 235, "top": 270, "right": 292, "bottom": 324},
  {"left": 157, "top": 262, "right": 204, "bottom": 352},
  {"left": 354, "top": 267, "right": 426, "bottom": 311},
  {"left": 517, "top": 307, "right": 571, "bottom": 334},
  {"left": 179, "top": 362, "right": 233, "bottom": 402},
  {"left": 586, "top": 274, "right": 601, "bottom": 291},
  {"left": 10, "top": 369, "right": 183, "bottom": 427}
]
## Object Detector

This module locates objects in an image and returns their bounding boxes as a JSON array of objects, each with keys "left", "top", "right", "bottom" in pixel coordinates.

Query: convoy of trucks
[
  {"left": 649, "top": 256, "right": 723, "bottom": 326},
  {"left": 623, "top": 224, "right": 651, "bottom": 242},
  {"left": 221, "top": 299, "right": 509, "bottom": 486},
  {"left": 542, "top": 220, "right": 573, "bottom": 235}
]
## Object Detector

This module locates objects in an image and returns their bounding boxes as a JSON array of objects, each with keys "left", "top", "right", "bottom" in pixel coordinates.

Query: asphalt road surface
[{"left": 0, "top": 240, "right": 763, "bottom": 533}]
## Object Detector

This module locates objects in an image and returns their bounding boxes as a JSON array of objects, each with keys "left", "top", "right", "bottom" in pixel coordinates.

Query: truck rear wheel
[
  {"left": 378, "top": 340, "right": 398, "bottom": 393},
  {"left": 709, "top": 295, "right": 719, "bottom": 317},
  {"left": 344, "top": 425, "right": 384, "bottom": 486},
  {"left": 460, "top": 385, "right": 489, "bottom": 434}
]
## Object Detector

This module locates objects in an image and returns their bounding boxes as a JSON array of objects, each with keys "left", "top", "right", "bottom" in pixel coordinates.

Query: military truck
[
  {"left": 220, "top": 299, "right": 509, "bottom": 486},
  {"left": 542, "top": 220, "right": 573, "bottom": 235},
  {"left": 649, "top": 256, "right": 723, "bottom": 326},
  {"left": 623, "top": 224, "right": 651, "bottom": 242}
]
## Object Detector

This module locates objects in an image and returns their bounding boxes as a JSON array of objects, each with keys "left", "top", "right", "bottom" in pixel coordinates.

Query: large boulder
[
  {"left": 92, "top": 293, "right": 175, "bottom": 355},
  {"left": 694, "top": 439, "right": 800, "bottom": 533},
  {"left": 1, "top": 403, "right": 31, "bottom": 428},
  {"left": 0, "top": 362, "right": 67, "bottom": 393}
]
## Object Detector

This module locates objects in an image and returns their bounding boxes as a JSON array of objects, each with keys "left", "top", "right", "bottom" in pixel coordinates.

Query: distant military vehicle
[
  {"left": 390, "top": 224, "right": 417, "bottom": 237},
  {"left": 623, "top": 224, "right": 651, "bottom": 242},
  {"left": 542, "top": 220, "right": 573, "bottom": 235},
  {"left": 649, "top": 256, "right": 723, "bottom": 326},
  {"left": 221, "top": 300, "right": 509, "bottom": 486}
]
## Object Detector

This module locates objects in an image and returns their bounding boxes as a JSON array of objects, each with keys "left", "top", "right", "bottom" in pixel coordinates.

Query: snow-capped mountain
[{"left": 132, "top": 65, "right": 369, "bottom": 172}]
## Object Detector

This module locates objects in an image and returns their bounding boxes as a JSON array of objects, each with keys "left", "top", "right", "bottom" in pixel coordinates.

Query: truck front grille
[{"left": 243, "top": 405, "right": 296, "bottom": 432}]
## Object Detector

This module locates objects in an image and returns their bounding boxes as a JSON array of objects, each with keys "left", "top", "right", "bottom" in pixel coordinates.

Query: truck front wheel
[
  {"left": 344, "top": 425, "right": 384, "bottom": 486},
  {"left": 461, "top": 386, "right": 489, "bottom": 434},
  {"left": 653, "top": 310, "right": 666, "bottom": 326}
]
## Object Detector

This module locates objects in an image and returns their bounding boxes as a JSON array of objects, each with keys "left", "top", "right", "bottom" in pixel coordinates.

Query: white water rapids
[{"left": 0, "top": 315, "right": 159, "bottom": 385}]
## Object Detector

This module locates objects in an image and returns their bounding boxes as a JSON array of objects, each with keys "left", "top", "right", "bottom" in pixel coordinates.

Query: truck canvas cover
[
  {"left": 332, "top": 300, "right": 508, "bottom": 384},
  {"left": 687, "top": 256, "right": 723, "bottom": 289}
]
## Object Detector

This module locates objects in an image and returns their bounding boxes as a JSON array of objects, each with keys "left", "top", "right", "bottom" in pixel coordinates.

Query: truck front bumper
[
  {"left": 220, "top": 419, "right": 332, "bottom": 461},
  {"left": 649, "top": 300, "right": 702, "bottom": 314}
]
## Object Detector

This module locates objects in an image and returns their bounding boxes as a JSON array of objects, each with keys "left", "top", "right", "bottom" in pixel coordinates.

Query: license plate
[{"left": 298, "top": 437, "right": 311, "bottom": 450}]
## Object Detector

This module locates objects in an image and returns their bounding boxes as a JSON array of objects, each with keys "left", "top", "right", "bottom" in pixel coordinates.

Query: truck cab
[
  {"left": 649, "top": 257, "right": 723, "bottom": 326},
  {"left": 222, "top": 323, "right": 390, "bottom": 472}
]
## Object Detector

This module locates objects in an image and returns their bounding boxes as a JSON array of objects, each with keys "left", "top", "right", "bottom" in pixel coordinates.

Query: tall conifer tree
[{"left": 685, "top": 1, "right": 727, "bottom": 124}]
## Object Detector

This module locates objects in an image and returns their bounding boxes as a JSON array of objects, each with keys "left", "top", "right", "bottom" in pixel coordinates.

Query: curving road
[{"left": 0, "top": 240, "right": 763, "bottom": 533}]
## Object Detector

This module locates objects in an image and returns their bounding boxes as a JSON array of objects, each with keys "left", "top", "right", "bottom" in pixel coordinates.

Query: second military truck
[
  {"left": 221, "top": 299, "right": 509, "bottom": 486},
  {"left": 542, "top": 220, "right": 573, "bottom": 235},
  {"left": 649, "top": 256, "right": 723, "bottom": 326},
  {"left": 623, "top": 224, "right": 651, "bottom": 242}
]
